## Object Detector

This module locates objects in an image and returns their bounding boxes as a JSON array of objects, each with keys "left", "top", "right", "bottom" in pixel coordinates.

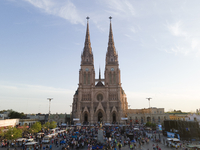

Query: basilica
[{"left": 72, "top": 18, "right": 128, "bottom": 124}]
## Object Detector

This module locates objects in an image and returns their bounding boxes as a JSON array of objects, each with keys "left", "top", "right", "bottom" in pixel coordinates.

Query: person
[
  {"left": 117, "top": 142, "right": 122, "bottom": 150},
  {"left": 49, "top": 145, "right": 52, "bottom": 150},
  {"left": 152, "top": 144, "right": 155, "bottom": 150},
  {"left": 130, "top": 143, "right": 133, "bottom": 150},
  {"left": 156, "top": 144, "right": 159, "bottom": 149},
  {"left": 134, "top": 143, "right": 136, "bottom": 149}
]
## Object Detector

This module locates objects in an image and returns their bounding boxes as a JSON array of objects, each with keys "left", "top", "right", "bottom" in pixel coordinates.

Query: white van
[
  {"left": 16, "top": 138, "right": 27, "bottom": 146},
  {"left": 42, "top": 135, "right": 52, "bottom": 144},
  {"left": 37, "top": 132, "right": 44, "bottom": 139},
  {"left": 25, "top": 142, "right": 38, "bottom": 150}
]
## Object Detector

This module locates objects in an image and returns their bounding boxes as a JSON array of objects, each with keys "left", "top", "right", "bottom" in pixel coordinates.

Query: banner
[{"left": 167, "top": 132, "right": 180, "bottom": 139}]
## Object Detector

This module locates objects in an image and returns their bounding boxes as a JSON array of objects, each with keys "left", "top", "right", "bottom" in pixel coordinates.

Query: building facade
[
  {"left": 168, "top": 112, "right": 188, "bottom": 120},
  {"left": 127, "top": 107, "right": 169, "bottom": 124},
  {"left": 72, "top": 18, "right": 128, "bottom": 124},
  {"left": 49, "top": 113, "right": 66, "bottom": 126}
]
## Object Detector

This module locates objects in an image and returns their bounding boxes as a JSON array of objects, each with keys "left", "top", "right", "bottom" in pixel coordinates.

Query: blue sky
[{"left": 0, "top": 0, "right": 200, "bottom": 114}]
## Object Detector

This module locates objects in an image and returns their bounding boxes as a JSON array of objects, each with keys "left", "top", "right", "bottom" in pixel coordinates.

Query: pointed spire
[
  {"left": 108, "top": 16, "right": 115, "bottom": 51},
  {"left": 81, "top": 16, "right": 94, "bottom": 65},
  {"left": 99, "top": 67, "right": 101, "bottom": 80},
  {"left": 84, "top": 16, "right": 92, "bottom": 53},
  {"left": 106, "top": 16, "right": 118, "bottom": 65}
]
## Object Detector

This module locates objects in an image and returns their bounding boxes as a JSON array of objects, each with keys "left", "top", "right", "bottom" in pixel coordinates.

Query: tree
[
  {"left": 145, "top": 122, "right": 156, "bottom": 128},
  {"left": 9, "top": 110, "right": 26, "bottom": 119},
  {"left": 42, "top": 121, "right": 57, "bottom": 130},
  {"left": 20, "top": 124, "right": 28, "bottom": 133},
  {"left": 0, "top": 127, "right": 5, "bottom": 138},
  {"left": 29, "top": 122, "right": 41, "bottom": 133},
  {"left": 49, "top": 121, "right": 57, "bottom": 129},
  {"left": 42, "top": 122, "right": 50, "bottom": 130},
  {"left": 5, "top": 127, "right": 22, "bottom": 140}
]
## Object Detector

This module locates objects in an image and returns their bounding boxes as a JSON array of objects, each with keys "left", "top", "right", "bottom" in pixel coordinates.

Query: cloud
[
  {"left": 164, "top": 21, "right": 200, "bottom": 56},
  {"left": 167, "top": 21, "right": 188, "bottom": 38},
  {"left": 104, "top": 0, "right": 135, "bottom": 18},
  {"left": 23, "top": 0, "right": 84, "bottom": 25}
]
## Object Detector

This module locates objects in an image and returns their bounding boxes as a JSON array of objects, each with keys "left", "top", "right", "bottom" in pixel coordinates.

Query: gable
[
  {"left": 83, "top": 106, "right": 89, "bottom": 113},
  {"left": 111, "top": 106, "right": 117, "bottom": 113},
  {"left": 95, "top": 102, "right": 105, "bottom": 113}
]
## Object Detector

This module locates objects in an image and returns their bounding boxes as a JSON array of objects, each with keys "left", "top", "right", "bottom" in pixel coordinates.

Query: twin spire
[
  {"left": 84, "top": 17, "right": 92, "bottom": 54},
  {"left": 108, "top": 16, "right": 116, "bottom": 55},
  {"left": 81, "top": 16, "right": 118, "bottom": 66},
  {"left": 81, "top": 16, "right": 93, "bottom": 65}
]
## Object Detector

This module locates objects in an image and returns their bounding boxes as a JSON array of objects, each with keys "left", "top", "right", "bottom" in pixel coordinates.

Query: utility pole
[
  {"left": 146, "top": 97, "right": 152, "bottom": 135},
  {"left": 47, "top": 98, "right": 53, "bottom": 122},
  {"left": 146, "top": 98, "right": 152, "bottom": 121}
]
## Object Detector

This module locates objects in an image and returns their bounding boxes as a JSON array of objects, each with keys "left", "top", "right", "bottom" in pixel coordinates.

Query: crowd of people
[
  {"left": 1, "top": 123, "right": 199, "bottom": 150},
  {"left": 36, "top": 124, "right": 154, "bottom": 150}
]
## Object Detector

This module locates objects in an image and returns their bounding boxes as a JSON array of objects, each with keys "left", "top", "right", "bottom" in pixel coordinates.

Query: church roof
[{"left": 95, "top": 81, "right": 104, "bottom": 87}]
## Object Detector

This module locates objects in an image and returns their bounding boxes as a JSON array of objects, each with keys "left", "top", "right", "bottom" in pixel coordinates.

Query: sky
[{"left": 0, "top": 0, "right": 200, "bottom": 114}]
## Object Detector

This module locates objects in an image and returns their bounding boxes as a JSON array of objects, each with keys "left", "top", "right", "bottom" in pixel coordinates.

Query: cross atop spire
[
  {"left": 109, "top": 16, "right": 112, "bottom": 22},
  {"left": 86, "top": 16, "right": 90, "bottom": 22}
]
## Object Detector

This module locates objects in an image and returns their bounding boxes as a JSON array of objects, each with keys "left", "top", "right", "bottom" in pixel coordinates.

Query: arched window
[
  {"left": 147, "top": 117, "right": 151, "bottom": 122},
  {"left": 109, "top": 72, "right": 112, "bottom": 84},
  {"left": 158, "top": 117, "right": 160, "bottom": 123},
  {"left": 84, "top": 73, "right": 86, "bottom": 84},
  {"left": 97, "top": 94, "right": 103, "bottom": 101},
  {"left": 113, "top": 72, "right": 116, "bottom": 84},
  {"left": 141, "top": 117, "right": 143, "bottom": 124},
  {"left": 88, "top": 73, "right": 90, "bottom": 84}
]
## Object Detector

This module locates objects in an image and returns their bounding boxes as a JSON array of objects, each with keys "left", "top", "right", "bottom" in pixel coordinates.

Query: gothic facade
[{"left": 72, "top": 19, "right": 128, "bottom": 124}]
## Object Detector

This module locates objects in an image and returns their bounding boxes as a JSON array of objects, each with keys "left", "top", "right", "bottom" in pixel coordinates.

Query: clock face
[
  {"left": 85, "top": 68, "right": 89, "bottom": 71},
  {"left": 111, "top": 68, "right": 114, "bottom": 71}
]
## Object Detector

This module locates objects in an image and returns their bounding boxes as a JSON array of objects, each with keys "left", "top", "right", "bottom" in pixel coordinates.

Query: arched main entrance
[
  {"left": 113, "top": 113, "right": 116, "bottom": 123},
  {"left": 84, "top": 113, "right": 88, "bottom": 122},
  {"left": 98, "top": 112, "right": 103, "bottom": 122}
]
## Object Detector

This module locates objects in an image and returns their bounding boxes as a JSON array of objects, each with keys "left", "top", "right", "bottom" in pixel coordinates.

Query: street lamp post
[
  {"left": 47, "top": 98, "right": 53, "bottom": 123},
  {"left": 146, "top": 98, "right": 152, "bottom": 122},
  {"left": 146, "top": 97, "right": 152, "bottom": 135}
]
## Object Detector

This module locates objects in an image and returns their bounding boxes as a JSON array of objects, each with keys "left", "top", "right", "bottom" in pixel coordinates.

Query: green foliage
[
  {"left": 42, "top": 122, "right": 50, "bottom": 130},
  {"left": 19, "top": 124, "right": 28, "bottom": 133},
  {"left": 50, "top": 121, "right": 57, "bottom": 129},
  {"left": 9, "top": 110, "right": 26, "bottom": 119},
  {"left": 0, "top": 127, "right": 5, "bottom": 137},
  {"left": 5, "top": 127, "right": 22, "bottom": 140},
  {"left": 42, "top": 121, "right": 57, "bottom": 130},
  {"left": 29, "top": 122, "right": 41, "bottom": 133},
  {"left": 145, "top": 122, "right": 156, "bottom": 128},
  {"left": 0, "top": 110, "right": 8, "bottom": 113}
]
